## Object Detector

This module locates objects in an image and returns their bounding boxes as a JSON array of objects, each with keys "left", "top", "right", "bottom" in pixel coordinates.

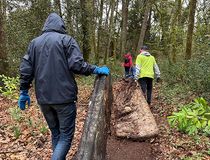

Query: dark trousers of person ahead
[
  {"left": 40, "top": 102, "right": 76, "bottom": 160},
  {"left": 138, "top": 77, "right": 153, "bottom": 105}
]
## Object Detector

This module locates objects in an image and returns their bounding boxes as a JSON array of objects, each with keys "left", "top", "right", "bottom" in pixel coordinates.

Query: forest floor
[{"left": 0, "top": 82, "right": 209, "bottom": 160}]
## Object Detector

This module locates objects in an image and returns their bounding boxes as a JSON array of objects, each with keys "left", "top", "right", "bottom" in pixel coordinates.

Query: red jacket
[{"left": 123, "top": 53, "right": 133, "bottom": 67}]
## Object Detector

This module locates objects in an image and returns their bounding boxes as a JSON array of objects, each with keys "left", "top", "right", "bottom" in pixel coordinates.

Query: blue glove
[
  {"left": 18, "top": 90, "right": 30, "bottom": 110},
  {"left": 93, "top": 66, "right": 110, "bottom": 75}
]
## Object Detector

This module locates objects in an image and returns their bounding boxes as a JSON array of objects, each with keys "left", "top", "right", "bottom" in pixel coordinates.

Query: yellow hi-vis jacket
[{"left": 135, "top": 51, "right": 160, "bottom": 79}]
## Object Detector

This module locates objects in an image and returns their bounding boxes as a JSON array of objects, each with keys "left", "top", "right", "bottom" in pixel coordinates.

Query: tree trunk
[
  {"left": 0, "top": 0, "right": 8, "bottom": 75},
  {"left": 31, "top": 0, "right": 51, "bottom": 36},
  {"left": 112, "top": 0, "right": 119, "bottom": 60},
  {"left": 80, "top": 0, "right": 91, "bottom": 61},
  {"left": 120, "top": 0, "right": 129, "bottom": 55},
  {"left": 89, "top": 0, "right": 96, "bottom": 61},
  {"left": 170, "top": 0, "right": 182, "bottom": 63},
  {"left": 185, "top": 0, "right": 197, "bottom": 60},
  {"left": 96, "top": 0, "right": 104, "bottom": 64},
  {"left": 154, "top": 2, "right": 171, "bottom": 62},
  {"left": 136, "top": 0, "right": 151, "bottom": 52},
  {"left": 54, "top": 0, "right": 62, "bottom": 16},
  {"left": 145, "top": 9, "right": 152, "bottom": 43},
  {"left": 104, "top": 0, "right": 115, "bottom": 64},
  {"left": 66, "top": 0, "right": 74, "bottom": 35}
]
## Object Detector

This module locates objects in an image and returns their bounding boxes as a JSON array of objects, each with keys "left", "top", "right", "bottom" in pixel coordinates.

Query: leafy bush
[
  {"left": 159, "top": 54, "right": 210, "bottom": 104},
  {"left": 168, "top": 97, "right": 210, "bottom": 136},
  {"left": 0, "top": 74, "right": 19, "bottom": 99}
]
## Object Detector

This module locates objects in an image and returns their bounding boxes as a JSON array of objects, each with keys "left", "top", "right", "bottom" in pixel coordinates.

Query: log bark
[{"left": 74, "top": 75, "right": 113, "bottom": 160}]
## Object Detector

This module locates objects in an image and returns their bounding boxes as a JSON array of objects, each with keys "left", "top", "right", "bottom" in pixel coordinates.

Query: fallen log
[
  {"left": 74, "top": 75, "right": 112, "bottom": 160},
  {"left": 113, "top": 78, "right": 159, "bottom": 140}
]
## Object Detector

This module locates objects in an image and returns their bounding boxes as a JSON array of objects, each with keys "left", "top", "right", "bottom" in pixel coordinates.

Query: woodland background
[
  {"left": 0, "top": 0, "right": 209, "bottom": 101},
  {"left": 0, "top": 0, "right": 209, "bottom": 76},
  {"left": 0, "top": 0, "right": 210, "bottom": 159}
]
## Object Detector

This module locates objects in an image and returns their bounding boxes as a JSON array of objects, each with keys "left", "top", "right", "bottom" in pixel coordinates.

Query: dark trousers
[
  {"left": 40, "top": 102, "right": 77, "bottom": 160},
  {"left": 138, "top": 77, "right": 153, "bottom": 105},
  {"left": 124, "top": 67, "right": 131, "bottom": 77}
]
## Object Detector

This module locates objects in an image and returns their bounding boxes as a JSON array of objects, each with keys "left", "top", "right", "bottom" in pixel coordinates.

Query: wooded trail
[{"left": 0, "top": 77, "right": 209, "bottom": 160}]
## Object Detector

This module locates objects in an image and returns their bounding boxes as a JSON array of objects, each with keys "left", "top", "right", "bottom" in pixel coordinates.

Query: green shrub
[
  {"left": 12, "top": 125, "right": 21, "bottom": 139},
  {"left": 159, "top": 54, "right": 210, "bottom": 103},
  {"left": 168, "top": 97, "right": 210, "bottom": 135},
  {"left": 0, "top": 74, "right": 19, "bottom": 99},
  {"left": 40, "top": 125, "right": 48, "bottom": 135},
  {"left": 9, "top": 107, "right": 23, "bottom": 122}
]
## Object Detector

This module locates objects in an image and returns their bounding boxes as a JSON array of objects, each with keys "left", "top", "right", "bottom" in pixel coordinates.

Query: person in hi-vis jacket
[{"left": 135, "top": 45, "right": 160, "bottom": 105}]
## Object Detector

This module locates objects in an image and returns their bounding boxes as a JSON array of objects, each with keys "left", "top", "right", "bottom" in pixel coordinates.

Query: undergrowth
[{"left": 159, "top": 53, "right": 210, "bottom": 105}]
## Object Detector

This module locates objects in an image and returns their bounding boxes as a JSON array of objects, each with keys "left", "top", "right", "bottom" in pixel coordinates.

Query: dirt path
[
  {"left": 1, "top": 81, "right": 209, "bottom": 160},
  {"left": 106, "top": 136, "right": 154, "bottom": 160},
  {"left": 106, "top": 80, "right": 160, "bottom": 160}
]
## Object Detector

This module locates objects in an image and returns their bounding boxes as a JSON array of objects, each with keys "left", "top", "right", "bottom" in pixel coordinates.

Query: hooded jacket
[
  {"left": 135, "top": 51, "right": 160, "bottom": 79},
  {"left": 123, "top": 53, "right": 133, "bottom": 67},
  {"left": 19, "top": 13, "right": 96, "bottom": 105}
]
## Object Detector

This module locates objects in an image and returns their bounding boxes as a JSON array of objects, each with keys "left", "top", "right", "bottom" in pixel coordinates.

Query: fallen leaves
[{"left": 0, "top": 85, "right": 92, "bottom": 160}]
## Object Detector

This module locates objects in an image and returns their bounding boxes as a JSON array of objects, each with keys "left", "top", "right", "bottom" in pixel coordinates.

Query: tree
[
  {"left": 96, "top": 0, "right": 104, "bottom": 64},
  {"left": 120, "top": 0, "right": 129, "bottom": 55},
  {"left": 154, "top": 0, "right": 172, "bottom": 61},
  {"left": 54, "top": 0, "right": 62, "bottom": 16},
  {"left": 104, "top": 0, "right": 116, "bottom": 63},
  {"left": 170, "top": 0, "right": 182, "bottom": 63},
  {"left": 30, "top": 0, "right": 51, "bottom": 37},
  {"left": 136, "top": 0, "right": 152, "bottom": 52},
  {"left": 0, "top": 0, "right": 8, "bottom": 75},
  {"left": 80, "top": 0, "right": 91, "bottom": 61},
  {"left": 65, "top": 0, "right": 74, "bottom": 35},
  {"left": 185, "top": 0, "right": 197, "bottom": 60}
]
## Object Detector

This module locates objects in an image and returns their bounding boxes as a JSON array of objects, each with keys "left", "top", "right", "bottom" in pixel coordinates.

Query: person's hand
[
  {"left": 93, "top": 66, "right": 110, "bottom": 75},
  {"left": 156, "top": 77, "right": 161, "bottom": 83},
  {"left": 18, "top": 90, "right": 30, "bottom": 110}
]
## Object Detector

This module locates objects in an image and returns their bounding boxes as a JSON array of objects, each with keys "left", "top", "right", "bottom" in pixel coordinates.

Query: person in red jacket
[{"left": 123, "top": 52, "right": 133, "bottom": 77}]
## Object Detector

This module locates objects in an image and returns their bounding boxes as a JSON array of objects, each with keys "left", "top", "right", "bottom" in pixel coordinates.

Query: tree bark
[
  {"left": 170, "top": 0, "right": 182, "bottom": 63},
  {"left": 89, "top": 0, "right": 96, "bottom": 61},
  {"left": 96, "top": 0, "right": 104, "bottom": 64},
  {"left": 104, "top": 0, "right": 115, "bottom": 64},
  {"left": 31, "top": 0, "right": 51, "bottom": 36},
  {"left": 136, "top": 0, "right": 151, "bottom": 52},
  {"left": 66, "top": 0, "right": 74, "bottom": 35},
  {"left": 120, "top": 0, "right": 129, "bottom": 55},
  {"left": 154, "top": 1, "right": 171, "bottom": 62},
  {"left": 0, "top": 0, "right": 8, "bottom": 75},
  {"left": 80, "top": 0, "right": 91, "bottom": 61},
  {"left": 185, "top": 0, "right": 197, "bottom": 60},
  {"left": 54, "top": 0, "right": 62, "bottom": 16}
]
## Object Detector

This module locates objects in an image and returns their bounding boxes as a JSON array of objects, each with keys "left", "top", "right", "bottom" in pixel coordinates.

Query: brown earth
[
  {"left": 0, "top": 80, "right": 209, "bottom": 160},
  {"left": 106, "top": 79, "right": 156, "bottom": 160},
  {"left": 106, "top": 79, "right": 210, "bottom": 160},
  {"left": 106, "top": 136, "right": 155, "bottom": 160}
]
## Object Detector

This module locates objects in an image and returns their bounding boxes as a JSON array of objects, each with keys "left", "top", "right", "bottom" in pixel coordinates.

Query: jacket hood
[
  {"left": 42, "top": 13, "right": 66, "bottom": 34},
  {"left": 142, "top": 51, "right": 151, "bottom": 56}
]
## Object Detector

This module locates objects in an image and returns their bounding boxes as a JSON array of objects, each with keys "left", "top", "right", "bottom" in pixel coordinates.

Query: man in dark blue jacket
[{"left": 18, "top": 13, "right": 109, "bottom": 159}]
